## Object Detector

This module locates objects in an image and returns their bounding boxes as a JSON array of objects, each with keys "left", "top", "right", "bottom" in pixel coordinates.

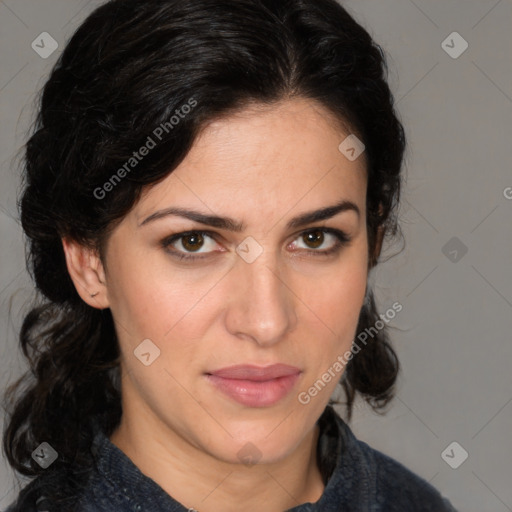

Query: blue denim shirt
[{"left": 5, "top": 406, "right": 457, "bottom": 511}]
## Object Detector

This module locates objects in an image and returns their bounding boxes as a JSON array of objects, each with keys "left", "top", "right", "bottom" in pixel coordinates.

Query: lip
[{"left": 205, "top": 364, "right": 302, "bottom": 407}]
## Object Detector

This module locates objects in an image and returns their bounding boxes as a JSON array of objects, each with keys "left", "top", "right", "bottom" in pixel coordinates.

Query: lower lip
[{"left": 205, "top": 373, "right": 301, "bottom": 407}]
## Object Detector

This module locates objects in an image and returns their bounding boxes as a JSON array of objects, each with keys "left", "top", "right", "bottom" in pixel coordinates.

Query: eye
[
  {"left": 161, "top": 228, "right": 351, "bottom": 262},
  {"left": 161, "top": 230, "right": 221, "bottom": 259},
  {"left": 288, "top": 228, "right": 350, "bottom": 255}
]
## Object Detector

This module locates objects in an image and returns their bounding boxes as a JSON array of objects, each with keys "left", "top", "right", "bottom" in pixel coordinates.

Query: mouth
[{"left": 205, "top": 364, "right": 302, "bottom": 408}]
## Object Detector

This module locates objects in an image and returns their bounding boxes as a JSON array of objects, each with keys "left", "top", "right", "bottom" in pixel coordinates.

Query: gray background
[{"left": 1, "top": 1, "right": 511, "bottom": 511}]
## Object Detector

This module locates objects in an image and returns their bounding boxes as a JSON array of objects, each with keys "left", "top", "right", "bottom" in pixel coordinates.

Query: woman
[{"left": 2, "top": 0, "right": 457, "bottom": 510}]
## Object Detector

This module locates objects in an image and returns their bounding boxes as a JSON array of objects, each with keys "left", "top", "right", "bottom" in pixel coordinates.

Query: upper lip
[{"left": 207, "top": 364, "right": 301, "bottom": 381}]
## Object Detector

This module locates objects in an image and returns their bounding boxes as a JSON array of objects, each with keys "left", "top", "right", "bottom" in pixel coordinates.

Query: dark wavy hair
[{"left": 2, "top": 0, "right": 405, "bottom": 508}]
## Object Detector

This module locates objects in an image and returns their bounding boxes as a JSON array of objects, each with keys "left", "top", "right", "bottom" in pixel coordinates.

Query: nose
[{"left": 224, "top": 249, "right": 298, "bottom": 347}]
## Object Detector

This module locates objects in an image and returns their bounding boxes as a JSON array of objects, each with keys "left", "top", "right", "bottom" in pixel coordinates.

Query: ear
[{"left": 61, "top": 237, "right": 110, "bottom": 309}]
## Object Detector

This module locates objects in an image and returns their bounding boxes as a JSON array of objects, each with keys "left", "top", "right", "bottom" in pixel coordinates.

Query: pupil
[
  {"left": 183, "top": 233, "right": 204, "bottom": 252},
  {"left": 304, "top": 230, "right": 323, "bottom": 248}
]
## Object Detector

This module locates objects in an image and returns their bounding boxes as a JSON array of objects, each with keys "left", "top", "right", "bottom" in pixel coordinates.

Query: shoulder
[
  {"left": 2, "top": 469, "right": 92, "bottom": 512},
  {"left": 318, "top": 407, "right": 458, "bottom": 511},
  {"left": 354, "top": 437, "right": 458, "bottom": 511},
  {"left": 3, "top": 477, "right": 48, "bottom": 512},
  {"left": 3, "top": 422, "right": 109, "bottom": 512}
]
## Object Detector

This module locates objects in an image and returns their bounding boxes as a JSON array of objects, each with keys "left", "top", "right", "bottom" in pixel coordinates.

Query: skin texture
[{"left": 62, "top": 97, "right": 370, "bottom": 512}]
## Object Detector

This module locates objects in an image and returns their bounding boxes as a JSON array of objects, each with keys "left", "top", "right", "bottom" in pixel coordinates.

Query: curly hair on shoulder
[{"left": 2, "top": 0, "right": 405, "bottom": 507}]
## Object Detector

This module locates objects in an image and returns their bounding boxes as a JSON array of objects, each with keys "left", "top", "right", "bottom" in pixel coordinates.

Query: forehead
[{"left": 134, "top": 98, "right": 367, "bottom": 224}]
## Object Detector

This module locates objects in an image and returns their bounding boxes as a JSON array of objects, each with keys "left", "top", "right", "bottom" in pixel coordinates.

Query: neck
[{"left": 110, "top": 403, "right": 325, "bottom": 512}]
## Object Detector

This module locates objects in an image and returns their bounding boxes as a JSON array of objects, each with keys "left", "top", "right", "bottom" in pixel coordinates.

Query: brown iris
[
  {"left": 181, "top": 233, "right": 204, "bottom": 252},
  {"left": 303, "top": 230, "right": 324, "bottom": 249}
]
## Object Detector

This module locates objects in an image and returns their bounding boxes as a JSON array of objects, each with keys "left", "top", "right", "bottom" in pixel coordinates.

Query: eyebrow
[{"left": 138, "top": 199, "right": 360, "bottom": 231}]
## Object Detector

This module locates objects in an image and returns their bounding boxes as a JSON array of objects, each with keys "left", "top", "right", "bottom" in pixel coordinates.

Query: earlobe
[{"left": 61, "top": 237, "right": 110, "bottom": 309}]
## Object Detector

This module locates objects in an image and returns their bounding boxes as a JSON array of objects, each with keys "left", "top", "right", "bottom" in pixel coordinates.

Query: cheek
[
  {"left": 304, "top": 278, "right": 365, "bottom": 362},
  {"left": 295, "top": 278, "right": 366, "bottom": 405},
  {"left": 113, "top": 279, "right": 201, "bottom": 340},
  {"left": 302, "top": 257, "right": 367, "bottom": 334},
  {"left": 106, "top": 250, "right": 223, "bottom": 349},
  {"left": 296, "top": 255, "right": 367, "bottom": 386}
]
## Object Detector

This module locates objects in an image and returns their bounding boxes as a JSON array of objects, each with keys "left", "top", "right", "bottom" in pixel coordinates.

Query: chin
[{"left": 213, "top": 422, "right": 306, "bottom": 466}]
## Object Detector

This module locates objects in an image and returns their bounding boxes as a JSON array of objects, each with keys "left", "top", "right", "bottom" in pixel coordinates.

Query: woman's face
[{"left": 100, "top": 97, "right": 368, "bottom": 465}]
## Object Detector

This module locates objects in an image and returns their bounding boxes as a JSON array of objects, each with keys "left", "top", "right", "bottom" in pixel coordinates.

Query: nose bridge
[{"left": 226, "top": 243, "right": 297, "bottom": 345}]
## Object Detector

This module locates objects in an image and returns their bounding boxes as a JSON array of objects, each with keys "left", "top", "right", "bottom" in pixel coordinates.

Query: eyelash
[{"left": 160, "top": 228, "right": 352, "bottom": 262}]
